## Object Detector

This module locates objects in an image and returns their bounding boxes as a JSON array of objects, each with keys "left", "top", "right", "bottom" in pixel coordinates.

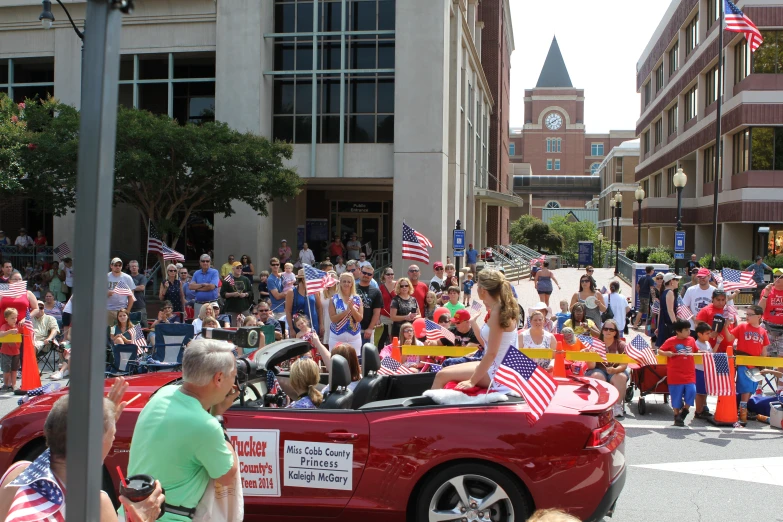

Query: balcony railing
[{"left": 476, "top": 167, "right": 515, "bottom": 196}]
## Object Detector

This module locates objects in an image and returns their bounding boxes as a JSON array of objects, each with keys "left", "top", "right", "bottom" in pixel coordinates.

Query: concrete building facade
[
  {"left": 0, "top": 0, "right": 519, "bottom": 271},
  {"left": 596, "top": 140, "right": 642, "bottom": 250},
  {"left": 635, "top": 0, "right": 783, "bottom": 261}
]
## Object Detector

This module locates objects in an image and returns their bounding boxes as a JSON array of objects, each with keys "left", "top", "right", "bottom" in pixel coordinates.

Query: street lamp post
[
  {"left": 673, "top": 168, "right": 688, "bottom": 275},
  {"left": 614, "top": 191, "right": 623, "bottom": 275},
  {"left": 609, "top": 198, "right": 616, "bottom": 270},
  {"left": 39, "top": 0, "right": 86, "bottom": 40},
  {"left": 635, "top": 186, "right": 645, "bottom": 258}
]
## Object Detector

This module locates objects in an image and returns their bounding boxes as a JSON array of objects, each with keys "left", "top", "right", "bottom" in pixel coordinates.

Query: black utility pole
[{"left": 710, "top": 0, "right": 725, "bottom": 269}]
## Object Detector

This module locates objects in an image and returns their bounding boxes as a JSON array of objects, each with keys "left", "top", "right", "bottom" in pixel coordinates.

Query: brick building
[
  {"left": 635, "top": 0, "right": 783, "bottom": 260},
  {"left": 510, "top": 37, "right": 634, "bottom": 221}
]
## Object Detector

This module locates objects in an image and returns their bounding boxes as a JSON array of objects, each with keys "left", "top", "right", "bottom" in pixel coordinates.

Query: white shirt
[
  {"left": 63, "top": 296, "right": 73, "bottom": 314},
  {"left": 695, "top": 339, "right": 712, "bottom": 371},
  {"left": 14, "top": 235, "right": 33, "bottom": 247},
  {"left": 357, "top": 260, "right": 371, "bottom": 269},
  {"left": 335, "top": 264, "right": 346, "bottom": 275},
  {"left": 603, "top": 292, "right": 630, "bottom": 332},
  {"left": 682, "top": 285, "right": 714, "bottom": 328},
  {"left": 107, "top": 272, "right": 135, "bottom": 311},
  {"left": 298, "top": 248, "right": 316, "bottom": 267}
]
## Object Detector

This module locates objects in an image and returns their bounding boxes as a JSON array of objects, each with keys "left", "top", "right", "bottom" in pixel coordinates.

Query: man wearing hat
[
  {"left": 220, "top": 262, "right": 252, "bottom": 326},
  {"left": 682, "top": 268, "right": 716, "bottom": 329},
  {"left": 107, "top": 257, "right": 136, "bottom": 327}
]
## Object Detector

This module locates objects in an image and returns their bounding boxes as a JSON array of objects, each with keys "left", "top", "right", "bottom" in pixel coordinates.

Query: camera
[
  {"left": 202, "top": 327, "right": 263, "bottom": 348},
  {"left": 264, "top": 391, "right": 287, "bottom": 408},
  {"left": 236, "top": 357, "right": 261, "bottom": 382},
  {"left": 119, "top": 474, "right": 165, "bottom": 518}
]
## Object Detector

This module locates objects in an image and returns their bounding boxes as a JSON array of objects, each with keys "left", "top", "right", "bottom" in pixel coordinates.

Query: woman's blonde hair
[
  {"left": 425, "top": 291, "right": 438, "bottom": 311},
  {"left": 394, "top": 277, "right": 412, "bottom": 295},
  {"left": 198, "top": 302, "right": 218, "bottom": 321},
  {"left": 166, "top": 263, "right": 178, "bottom": 275},
  {"left": 338, "top": 272, "right": 357, "bottom": 298},
  {"left": 477, "top": 269, "right": 518, "bottom": 328},
  {"left": 290, "top": 358, "right": 323, "bottom": 407},
  {"left": 528, "top": 310, "right": 545, "bottom": 323},
  {"left": 399, "top": 322, "right": 415, "bottom": 343},
  {"left": 323, "top": 271, "right": 339, "bottom": 298},
  {"left": 202, "top": 317, "right": 220, "bottom": 329}
]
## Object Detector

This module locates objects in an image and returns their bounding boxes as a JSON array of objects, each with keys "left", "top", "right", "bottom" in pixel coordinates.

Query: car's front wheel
[{"left": 415, "top": 462, "right": 530, "bottom": 522}]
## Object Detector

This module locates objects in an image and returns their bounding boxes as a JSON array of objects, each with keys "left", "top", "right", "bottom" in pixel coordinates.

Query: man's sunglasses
[
  {"left": 361, "top": 271, "right": 374, "bottom": 276},
  {"left": 270, "top": 263, "right": 280, "bottom": 266}
]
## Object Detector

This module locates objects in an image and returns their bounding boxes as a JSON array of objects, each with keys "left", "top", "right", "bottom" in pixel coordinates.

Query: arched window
[
  {"left": 590, "top": 163, "right": 601, "bottom": 175},
  {"left": 545, "top": 201, "right": 561, "bottom": 209}
]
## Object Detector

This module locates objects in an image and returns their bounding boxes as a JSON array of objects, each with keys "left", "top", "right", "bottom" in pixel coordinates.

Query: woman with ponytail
[
  {"left": 432, "top": 269, "right": 519, "bottom": 392},
  {"left": 288, "top": 358, "right": 323, "bottom": 409}
]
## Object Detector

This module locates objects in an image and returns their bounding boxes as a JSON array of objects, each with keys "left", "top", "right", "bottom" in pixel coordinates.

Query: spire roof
[{"left": 535, "top": 36, "right": 573, "bottom": 88}]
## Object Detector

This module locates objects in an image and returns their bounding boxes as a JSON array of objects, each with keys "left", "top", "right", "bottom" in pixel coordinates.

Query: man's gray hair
[
  {"left": 346, "top": 260, "right": 357, "bottom": 267},
  {"left": 129, "top": 260, "right": 139, "bottom": 267},
  {"left": 183, "top": 339, "right": 236, "bottom": 386},
  {"left": 200, "top": 254, "right": 211, "bottom": 261}
]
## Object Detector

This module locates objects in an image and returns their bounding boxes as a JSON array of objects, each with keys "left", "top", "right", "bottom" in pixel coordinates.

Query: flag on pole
[
  {"left": 53, "top": 242, "right": 70, "bottom": 260},
  {"left": 224, "top": 273, "right": 235, "bottom": 286},
  {"left": 725, "top": 0, "right": 764, "bottom": 52},
  {"left": 378, "top": 356, "right": 415, "bottom": 376},
  {"left": 6, "top": 449, "right": 65, "bottom": 522},
  {"left": 676, "top": 297, "right": 694, "bottom": 321},
  {"left": 702, "top": 352, "right": 733, "bottom": 396},
  {"left": 112, "top": 281, "right": 134, "bottom": 297},
  {"left": 131, "top": 324, "right": 148, "bottom": 356},
  {"left": 148, "top": 221, "right": 186, "bottom": 262},
  {"left": 578, "top": 334, "right": 607, "bottom": 362},
  {"left": 303, "top": 264, "right": 338, "bottom": 295},
  {"left": 627, "top": 335, "right": 659, "bottom": 366},
  {"left": 493, "top": 348, "right": 558, "bottom": 424},
  {"left": 424, "top": 319, "right": 456, "bottom": 343},
  {"left": 651, "top": 299, "right": 660, "bottom": 316},
  {"left": 401, "top": 222, "right": 433, "bottom": 264},
  {"left": 720, "top": 268, "right": 757, "bottom": 291},
  {"left": 0, "top": 281, "right": 27, "bottom": 299}
]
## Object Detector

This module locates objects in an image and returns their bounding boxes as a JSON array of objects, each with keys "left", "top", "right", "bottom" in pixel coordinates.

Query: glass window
[
  {"left": 351, "top": 79, "right": 375, "bottom": 113},
  {"left": 295, "top": 81, "right": 313, "bottom": 115},
  {"left": 138, "top": 54, "right": 168, "bottom": 80},
  {"left": 173, "top": 81, "right": 215, "bottom": 124},
  {"left": 704, "top": 145, "right": 719, "bottom": 183},
  {"left": 643, "top": 81, "right": 651, "bottom": 107},
  {"left": 751, "top": 127, "right": 774, "bottom": 170},
  {"left": 377, "top": 115, "right": 394, "bottom": 143},
  {"left": 322, "top": 78, "right": 340, "bottom": 113},
  {"left": 733, "top": 129, "right": 749, "bottom": 174},
  {"left": 274, "top": 116, "right": 294, "bottom": 142},
  {"left": 13, "top": 58, "right": 55, "bottom": 84},
  {"left": 705, "top": 64, "right": 720, "bottom": 106},
  {"left": 351, "top": 40, "right": 376, "bottom": 69},
  {"left": 275, "top": 2, "right": 295, "bottom": 33},
  {"left": 137, "top": 83, "right": 168, "bottom": 115},
  {"left": 684, "top": 85, "right": 697, "bottom": 122},
  {"left": 297, "top": 2, "right": 314, "bottom": 32},
  {"left": 735, "top": 38, "right": 751, "bottom": 83},
  {"left": 591, "top": 143, "right": 604, "bottom": 156},
  {"left": 352, "top": 1, "right": 377, "bottom": 31},
  {"left": 590, "top": 163, "right": 600, "bottom": 175},
  {"left": 643, "top": 130, "right": 650, "bottom": 155},
  {"left": 173, "top": 54, "right": 216, "bottom": 79},
  {"left": 668, "top": 103, "right": 678, "bottom": 136},
  {"left": 0, "top": 60, "right": 7, "bottom": 84},
  {"left": 274, "top": 80, "right": 295, "bottom": 114},
  {"left": 378, "top": 0, "right": 395, "bottom": 30},
  {"left": 654, "top": 174, "right": 662, "bottom": 198},
  {"left": 323, "top": 1, "right": 343, "bottom": 32},
  {"left": 118, "top": 84, "right": 133, "bottom": 109},
  {"left": 706, "top": 0, "right": 719, "bottom": 30},
  {"left": 119, "top": 56, "right": 134, "bottom": 81},
  {"left": 685, "top": 15, "right": 699, "bottom": 56},
  {"left": 753, "top": 30, "right": 782, "bottom": 74},
  {"left": 546, "top": 159, "right": 553, "bottom": 170},
  {"left": 296, "top": 39, "right": 314, "bottom": 71},
  {"left": 554, "top": 159, "right": 560, "bottom": 171},
  {"left": 350, "top": 115, "right": 375, "bottom": 143},
  {"left": 667, "top": 166, "right": 676, "bottom": 195},
  {"left": 13, "top": 85, "right": 54, "bottom": 104},
  {"left": 655, "top": 63, "right": 664, "bottom": 93},
  {"left": 509, "top": 142, "right": 515, "bottom": 156},
  {"left": 615, "top": 157, "right": 623, "bottom": 183},
  {"left": 377, "top": 78, "right": 394, "bottom": 112},
  {"left": 378, "top": 40, "right": 395, "bottom": 68},
  {"left": 320, "top": 115, "right": 342, "bottom": 143},
  {"left": 295, "top": 116, "right": 313, "bottom": 144},
  {"left": 669, "top": 41, "right": 679, "bottom": 76},
  {"left": 654, "top": 119, "right": 663, "bottom": 147}
]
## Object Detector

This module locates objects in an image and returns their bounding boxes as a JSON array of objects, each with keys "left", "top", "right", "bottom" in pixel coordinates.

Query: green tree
[
  {"left": 518, "top": 221, "right": 564, "bottom": 253},
  {"left": 510, "top": 214, "right": 540, "bottom": 244}
]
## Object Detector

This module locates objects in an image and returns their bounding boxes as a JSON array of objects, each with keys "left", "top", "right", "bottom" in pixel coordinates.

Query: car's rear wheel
[{"left": 415, "top": 462, "right": 530, "bottom": 522}]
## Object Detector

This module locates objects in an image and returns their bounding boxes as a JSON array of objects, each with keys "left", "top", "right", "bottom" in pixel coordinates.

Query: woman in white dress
[{"left": 432, "top": 269, "right": 519, "bottom": 391}]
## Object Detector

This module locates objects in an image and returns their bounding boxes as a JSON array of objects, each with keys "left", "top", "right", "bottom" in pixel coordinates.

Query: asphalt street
[{"left": 0, "top": 268, "right": 780, "bottom": 522}]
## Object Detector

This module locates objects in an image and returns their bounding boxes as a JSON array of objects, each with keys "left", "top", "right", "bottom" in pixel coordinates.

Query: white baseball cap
[{"left": 662, "top": 273, "right": 681, "bottom": 283}]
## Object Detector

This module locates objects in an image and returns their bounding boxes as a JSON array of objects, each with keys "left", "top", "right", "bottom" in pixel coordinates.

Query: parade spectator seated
[
  {"left": 41, "top": 291, "right": 64, "bottom": 329},
  {"left": 147, "top": 301, "right": 182, "bottom": 345},
  {"left": 254, "top": 301, "right": 283, "bottom": 341},
  {"left": 396, "top": 322, "right": 425, "bottom": 371},
  {"left": 32, "top": 301, "right": 59, "bottom": 351},
  {"left": 563, "top": 303, "right": 599, "bottom": 337},
  {"left": 0, "top": 379, "right": 165, "bottom": 522},
  {"left": 583, "top": 318, "right": 628, "bottom": 418},
  {"left": 443, "top": 286, "right": 465, "bottom": 317},
  {"left": 287, "top": 358, "right": 323, "bottom": 409},
  {"left": 322, "top": 343, "right": 361, "bottom": 393}
]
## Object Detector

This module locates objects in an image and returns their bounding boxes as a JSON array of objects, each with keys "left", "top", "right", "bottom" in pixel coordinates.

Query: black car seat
[
  {"left": 319, "top": 355, "right": 354, "bottom": 409},
  {"left": 351, "top": 343, "right": 389, "bottom": 408}
]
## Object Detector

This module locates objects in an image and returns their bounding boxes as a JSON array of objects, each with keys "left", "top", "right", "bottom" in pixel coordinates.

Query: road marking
[
  {"left": 633, "top": 457, "right": 783, "bottom": 487},
  {"left": 620, "top": 423, "right": 780, "bottom": 433}
]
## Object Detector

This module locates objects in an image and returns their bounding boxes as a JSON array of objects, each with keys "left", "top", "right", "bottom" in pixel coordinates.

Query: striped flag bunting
[
  {"left": 6, "top": 449, "right": 65, "bottom": 522},
  {"left": 712, "top": 270, "right": 724, "bottom": 285},
  {"left": 626, "top": 335, "right": 659, "bottom": 366},
  {"left": 721, "top": 268, "right": 757, "bottom": 291},
  {"left": 424, "top": 319, "right": 455, "bottom": 343},
  {"left": 578, "top": 334, "right": 607, "bottom": 362},
  {"left": 401, "top": 222, "right": 433, "bottom": 264},
  {"left": 303, "top": 264, "right": 338, "bottom": 295},
  {"left": 378, "top": 356, "right": 415, "bottom": 376},
  {"left": 131, "top": 323, "right": 148, "bottom": 356},
  {"left": 53, "top": 242, "right": 70, "bottom": 260},
  {"left": 113, "top": 281, "right": 134, "bottom": 297},
  {"left": 725, "top": 0, "right": 764, "bottom": 52},
  {"left": 703, "top": 352, "right": 733, "bottom": 396},
  {"left": 0, "top": 281, "right": 27, "bottom": 299},
  {"left": 493, "top": 347, "right": 557, "bottom": 424}
]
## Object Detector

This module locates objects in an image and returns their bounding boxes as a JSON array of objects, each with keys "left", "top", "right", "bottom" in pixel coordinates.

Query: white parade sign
[
  {"left": 283, "top": 440, "right": 353, "bottom": 491},
  {"left": 227, "top": 429, "right": 281, "bottom": 497}
]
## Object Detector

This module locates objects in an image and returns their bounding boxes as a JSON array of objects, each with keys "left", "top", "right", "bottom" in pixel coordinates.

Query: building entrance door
[{"left": 336, "top": 215, "right": 382, "bottom": 258}]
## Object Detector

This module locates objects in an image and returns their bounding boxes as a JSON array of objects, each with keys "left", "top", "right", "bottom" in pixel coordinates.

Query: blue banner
[{"left": 578, "top": 241, "right": 594, "bottom": 266}]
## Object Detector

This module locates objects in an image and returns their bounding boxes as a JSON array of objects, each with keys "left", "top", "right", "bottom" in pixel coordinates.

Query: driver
[{"left": 126, "top": 339, "right": 240, "bottom": 521}]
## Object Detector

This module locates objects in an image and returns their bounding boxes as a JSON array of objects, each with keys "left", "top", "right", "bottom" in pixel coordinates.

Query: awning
[{"left": 474, "top": 188, "right": 526, "bottom": 208}]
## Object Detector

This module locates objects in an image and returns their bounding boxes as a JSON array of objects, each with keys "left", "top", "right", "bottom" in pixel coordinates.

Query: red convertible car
[{"left": 0, "top": 340, "right": 625, "bottom": 521}]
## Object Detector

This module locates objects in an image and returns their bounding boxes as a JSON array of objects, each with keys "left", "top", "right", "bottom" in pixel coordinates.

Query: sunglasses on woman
[
  {"left": 602, "top": 327, "right": 617, "bottom": 332},
  {"left": 580, "top": 279, "right": 590, "bottom": 283},
  {"left": 399, "top": 284, "right": 409, "bottom": 288}
]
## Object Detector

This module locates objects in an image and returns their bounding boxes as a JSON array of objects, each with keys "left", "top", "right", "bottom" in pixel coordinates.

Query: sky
[{"left": 509, "top": 0, "right": 674, "bottom": 134}]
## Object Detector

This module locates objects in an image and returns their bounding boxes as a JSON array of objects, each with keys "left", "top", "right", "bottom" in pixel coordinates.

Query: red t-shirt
[
  {"left": 380, "top": 284, "right": 395, "bottom": 319},
  {"left": 34, "top": 236, "right": 47, "bottom": 246},
  {"left": 0, "top": 322, "right": 21, "bottom": 356},
  {"left": 660, "top": 335, "right": 698, "bottom": 385},
  {"left": 731, "top": 323, "right": 769, "bottom": 368},
  {"left": 412, "top": 281, "right": 429, "bottom": 316},
  {"left": 763, "top": 286, "right": 783, "bottom": 326},
  {"left": 695, "top": 304, "right": 732, "bottom": 353}
]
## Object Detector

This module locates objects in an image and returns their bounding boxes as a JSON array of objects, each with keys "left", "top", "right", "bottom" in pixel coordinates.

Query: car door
[{"left": 226, "top": 408, "right": 370, "bottom": 519}]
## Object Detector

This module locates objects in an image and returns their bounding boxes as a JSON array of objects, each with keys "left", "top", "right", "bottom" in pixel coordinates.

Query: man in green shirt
[
  {"left": 443, "top": 286, "right": 466, "bottom": 317},
  {"left": 127, "top": 339, "right": 240, "bottom": 521},
  {"left": 220, "top": 262, "right": 253, "bottom": 326}
]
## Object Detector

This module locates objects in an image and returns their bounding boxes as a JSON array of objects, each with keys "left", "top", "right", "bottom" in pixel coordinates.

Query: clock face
[{"left": 545, "top": 113, "right": 563, "bottom": 130}]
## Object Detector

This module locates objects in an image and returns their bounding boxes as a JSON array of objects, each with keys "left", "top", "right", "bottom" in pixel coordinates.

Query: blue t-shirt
[
  {"left": 638, "top": 274, "right": 654, "bottom": 298},
  {"left": 191, "top": 268, "right": 219, "bottom": 303},
  {"left": 745, "top": 263, "right": 770, "bottom": 285},
  {"left": 555, "top": 312, "right": 570, "bottom": 332},
  {"left": 267, "top": 273, "right": 285, "bottom": 314},
  {"left": 466, "top": 249, "right": 478, "bottom": 264},
  {"left": 463, "top": 279, "right": 475, "bottom": 293}
]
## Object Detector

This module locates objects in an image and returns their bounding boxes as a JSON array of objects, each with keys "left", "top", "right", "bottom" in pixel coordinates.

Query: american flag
[
  {"left": 378, "top": 356, "right": 415, "bottom": 376},
  {"left": 712, "top": 270, "right": 724, "bottom": 285},
  {"left": 304, "top": 264, "right": 337, "bottom": 295},
  {"left": 6, "top": 449, "right": 65, "bottom": 522},
  {"left": 530, "top": 255, "right": 546, "bottom": 266},
  {"left": 470, "top": 301, "right": 483, "bottom": 313},
  {"left": 113, "top": 280, "right": 134, "bottom": 297},
  {"left": 627, "top": 335, "right": 659, "bottom": 366},
  {"left": 703, "top": 352, "right": 733, "bottom": 396},
  {"left": 424, "top": 319, "right": 455, "bottom": 343},
  {"left": 421, "top": 362, "right": 443, "bottom": 373},
  {"left": 224, "top": 273, "right": 235, "bottom": 286},
  {"left": 22, "top": 309, "right": 33, "bottom": 333},
  {"left": 725, "top": 0, "right": 764, "bottom": 52},
  {"left": 401, "top": 222, "right": 433, "bottom": 264},
  {"left": 148, "top": 221, "right": 185, "bottom": 262},
  {"left": 651, "top": 299, "right": 660, "bottom": 316},
  {"left": 332, "top": 296, "right": 359, "bottom": 332},
  {"left": 724, "top": 304, "right": 738, "bottom": 321},
  {"left": 676, "top": 297, "right": 694, "bottom": 321},
  {"left": 266, "top": 370, "right": 284, "bottom": 407},
  {"left": 721, "top": 268, "right": 757, "bottom": 291},
  {"left": 493, "top": 347, "right": 557, "bottom": 424},
  {"left": 53, "top": 242, "right": 70, "bottom": 260},
  {"left": 0, "top": 281, "right": 27, "bottom": 298},
  {"left": 578, "top": 334, "right": 607, "bottom": 362},
  {"left": 131, "top": 324, "right": 148, "bottom": 355}
]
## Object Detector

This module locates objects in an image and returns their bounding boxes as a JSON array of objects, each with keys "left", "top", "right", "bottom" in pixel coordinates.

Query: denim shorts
[
  {"left": 669, "top": 383, "right": 696, "bottom": 409},
  {"left": 586, "top": 366, "right": 630, "bottom": 382}
]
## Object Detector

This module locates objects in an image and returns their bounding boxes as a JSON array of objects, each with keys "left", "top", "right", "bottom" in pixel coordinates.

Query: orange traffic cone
[
  {"left": 553, "top": 340, "right": 567, "bottom": 378},
  {"left": 391, "top": 336, "right": 402, "bottom": 363},
  {"left": 709, "top": 344, "right": 743, "bottom": 427},
  {"left": 19, "top": 329, "right": 42, "bottom": 393}
]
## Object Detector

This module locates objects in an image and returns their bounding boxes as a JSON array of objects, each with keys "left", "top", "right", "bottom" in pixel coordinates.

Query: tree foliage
[
  {"left": 516, "top": 220, "right": 564, "bottom": 253},
  {"left": 0, "top": 93, "right": 303, "bottom": 245}
]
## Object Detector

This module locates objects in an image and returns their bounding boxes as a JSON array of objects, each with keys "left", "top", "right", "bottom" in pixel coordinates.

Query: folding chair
[
  {"left": 106, "top": 344, "right": 139, "bottom": 378},
  {"left": 129, "top": 311, "right": 142, "bottom": 324},
  {"left": 143, "top": 323, "right": 193, "bottom": 372},
  {"left": 37, "top": 340, "right": 59, "bottom": 375}
]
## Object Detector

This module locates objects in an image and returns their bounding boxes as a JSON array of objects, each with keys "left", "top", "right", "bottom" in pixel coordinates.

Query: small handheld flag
[
  {"left": 424, "top": 319, "right": 455, "bottom": 343},
  {"left": 703, "top": 352, "right": 733, "bottom": 396},
  {"left": 720, "top": 268, "right": 756, "bottom": 291},
  {"left": 626, "top": 335, "right": 659, "bottom": 366},
  {"left": 493, "top": 348, "right": 557, "bottom": 424},
  {"left": 304, "top": 264, "right": 338, "bottom": 295},
  {"left": 578, "top": 334, "right": 607, "bottom": 362},
  {"left": 378, "top": 357, "right": 415, "bottom": 376}
]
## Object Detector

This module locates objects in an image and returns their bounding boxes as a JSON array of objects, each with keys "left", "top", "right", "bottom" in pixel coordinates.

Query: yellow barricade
[
  {"left": 401, "top": 346, "right": 783, "bottom": 367},
  {"left": 0, "top": 335, "right": 23, "bottom": 343}
]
